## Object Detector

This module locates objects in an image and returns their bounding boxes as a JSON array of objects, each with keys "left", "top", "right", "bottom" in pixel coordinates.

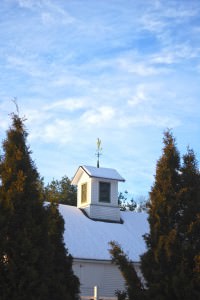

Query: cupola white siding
[{"left": 72, "top": 165, "right": 125, "bottom": 222}]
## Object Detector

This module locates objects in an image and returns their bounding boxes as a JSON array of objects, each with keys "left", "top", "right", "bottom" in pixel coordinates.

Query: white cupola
[{"left": 71, "top": 165, "right": 125, "bottom": 222}]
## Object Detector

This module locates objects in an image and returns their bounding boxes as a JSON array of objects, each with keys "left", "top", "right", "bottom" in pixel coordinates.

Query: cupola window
[
  {"left": 81, "top": 183, "right": 87, "bottom": 203},
  {"left": 99, "top": 182, "right": 110, "bottom": 203}
]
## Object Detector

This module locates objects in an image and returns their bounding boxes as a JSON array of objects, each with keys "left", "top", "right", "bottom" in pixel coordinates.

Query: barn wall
[{"left": 73, "top": 259, "right": 126, "bottom": 297}]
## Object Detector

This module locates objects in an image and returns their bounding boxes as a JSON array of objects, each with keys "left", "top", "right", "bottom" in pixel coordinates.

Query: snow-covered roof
[
  {"left": 59, "top": 204, "right": 149, "bottom": 262},
  {"left": 72, "top": 165, "right": 125, "bottom": 185}
]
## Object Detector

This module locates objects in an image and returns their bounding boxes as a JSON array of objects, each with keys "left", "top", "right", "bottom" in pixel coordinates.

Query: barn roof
[
  {"left": 71, "top": 165, "right": 125, "bottom": 185},
  {"left": 59, "top": 204, "right": 149, "bottom": 262}
]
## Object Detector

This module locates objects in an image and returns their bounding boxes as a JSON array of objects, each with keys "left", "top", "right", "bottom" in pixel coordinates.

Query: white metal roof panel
[
  {"left": 59, "top": 204, "right": 148, "bottom": 262},
  {"left": 82, "top": 165, "right": 125, "bottom": 181}
]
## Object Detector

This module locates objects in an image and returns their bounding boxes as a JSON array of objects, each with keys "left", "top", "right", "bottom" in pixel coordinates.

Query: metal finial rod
[{"left": 96, "top": 138, "right": 102, "bottom": 168}]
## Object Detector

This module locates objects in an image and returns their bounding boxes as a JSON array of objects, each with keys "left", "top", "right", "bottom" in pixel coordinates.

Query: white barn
[{"left": 59, "top": 165, "right": 148, "bottom": 299}]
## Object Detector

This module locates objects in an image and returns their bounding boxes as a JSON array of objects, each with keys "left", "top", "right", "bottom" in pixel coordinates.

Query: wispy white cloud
[
  {"left": 41, "top": 119, "right": 73, "bottom": 144},
  {"left": 81, "top": 106, "right": 115, "bottom": 126},
  {"left": 150, "top": 44, "right": 200, "bottom": 65},
  {"left": 127, "top": 85, "right": 148, "bottom": 107},
  {"left": 1, "top": 0, "right": 200, "bottom": 194},
  {"left": 156, "top": 1, "right": 199, "bottom": 19},
  {"left": 40, "top": 12, "right": 55, "bottom": 25},
  {"left": 52, "top": 74, "right": 89, "bottom": 88},
  {"left": 44, "top": 98, "right": 88, "bottom": 112},
  {"left": 6, "top": 55, "right": 43, "bottom": 77},
  {"left": 22, "top": 106, "right": 75, "bottom": 144},
  {"left": 40, "top": 1, "right": 76, "bottom": 26},
  {"left": 118, "top": 114, "right": 181, "bottom": 129},
  {"left": 118, "top": 57, "right": 166, "bottom": 76},
  {"left": 16, "top": 0, "right": 41, "bottom": 9},
  {"left": 139, "top": 15, "right": 166, "bottom": 34}
]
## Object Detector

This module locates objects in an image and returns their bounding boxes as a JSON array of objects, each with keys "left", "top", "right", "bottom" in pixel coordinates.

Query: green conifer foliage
[
  {"left": 110, "top": 131, "right": 200, "bottom": 300},
  {"left": 109, "top": 241, "right": 146, "bottom": 300},
  {"left": 0, "top": 114, "right": 50, "bottom": 300},
  {"left": 45, "top": 176, "right": 77, "bottom": 206},
  {"left": 0, "top": 114, "right": 79, "bottom": 300},
  {"left": 173, "top": 148, "right": 200, "bottom": 299},
  {"left": 141, "top": 130, "right": 181, "bottom": 300},
  {"left": 46, "top": 202, "right": 79, "bottom": 300}
]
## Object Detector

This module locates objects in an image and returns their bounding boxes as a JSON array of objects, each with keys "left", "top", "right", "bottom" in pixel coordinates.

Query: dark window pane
[{"left": 99, "top": 182, "right": 110, "bottom": 203}]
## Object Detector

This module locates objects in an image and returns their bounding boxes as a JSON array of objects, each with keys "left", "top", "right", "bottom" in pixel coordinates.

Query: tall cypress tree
[
  {"left": 141, "top": 130, "right": 181, "bottom": 300},
  {"left": 0, "top": 113, "right": 79, "bottom": 300},
  {"left": 109, "top": 131, "right": 200, "bottom": 300},
  {"left": 173, "top": 148, "right": 200, "bottom": 299},
  {"left": 46, "top": 202, "right": 79, "bottom": 300},
  {"left": 0, "top": 113, "right": 50, "bottom": 300}
]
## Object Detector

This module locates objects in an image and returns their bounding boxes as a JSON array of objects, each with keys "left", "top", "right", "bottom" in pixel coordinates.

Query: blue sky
[{"left": 1, "top": 0, "right": 200, "bottom": 199}]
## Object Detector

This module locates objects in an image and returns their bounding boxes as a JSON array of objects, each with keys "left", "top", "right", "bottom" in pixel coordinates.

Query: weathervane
[{"left": 96, "top": 138, "right": 102, "bottom": 168}]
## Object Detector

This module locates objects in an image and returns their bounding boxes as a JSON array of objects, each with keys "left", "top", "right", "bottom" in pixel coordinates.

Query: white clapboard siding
[
  {"left": 76, "top": 170, "right": 120, "bottom": 221},
  {"left": 91, "top": 178, "right": 118, "bottom": 206},
  {"left": 73, "top": 259, "right": 125, "bottom": 298},
  {"left": 89, "top": 204, "right": 120, "bottom": 221}
]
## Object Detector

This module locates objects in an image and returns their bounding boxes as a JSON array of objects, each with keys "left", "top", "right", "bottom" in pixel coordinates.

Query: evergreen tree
[
  {"left": 109, "top": 241, "right": 145, "bottom": 300},
  {"left": 118, "top": 191, "right": 147, "bottom": 212},
  {"left": 46, "top": 202, "right": 79, "bottom": 300},
  {"left": 45, "top": 176, "right": 77, "bottom": 206},
  {"left": 110, "top": 131, "right": 200, "bottom": 300},
  {"left": 0, "top": 113, "right": 79, "bottom": 300},
  {"left": 172, "top": 148, "right": 200, "bottom": 299},
  {"left": 0, "top": 113, "right": 50, "bottom": 300},
  {"left": 141, "top": 130, "right": 181, "bottom": 300}
]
